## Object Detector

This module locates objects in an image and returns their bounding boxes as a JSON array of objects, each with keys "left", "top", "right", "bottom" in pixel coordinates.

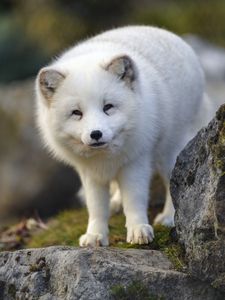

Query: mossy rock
[
  {"left": 111, "top": 280, "right": 164, "bottom": 300},
  {"left": 26, "top": 208, "right": 185, "bottom": 271},
  {"left": 170, "top": 104, "right": 225, "bottom": 292}
]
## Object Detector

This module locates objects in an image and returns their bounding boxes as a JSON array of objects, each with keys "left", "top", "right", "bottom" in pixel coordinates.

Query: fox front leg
[
  {"left": 79, "top": 176, "right": 110, "bottom": 247},
  {"left": 118, "top": 156, "right": 154, "bottom": 244}
]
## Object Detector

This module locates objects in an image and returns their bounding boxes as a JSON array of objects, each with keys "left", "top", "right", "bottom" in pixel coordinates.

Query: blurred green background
[{"left": 0, "top": 0, "right": 225, "bottom": 83}]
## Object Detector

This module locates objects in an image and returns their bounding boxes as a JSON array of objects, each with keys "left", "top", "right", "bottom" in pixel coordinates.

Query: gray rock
[
  {"left": 0, "top": 246, "right": 223, "bottom": 300},
  {"left": 171, "top": 104, "right": 225, "bottom": 292}
]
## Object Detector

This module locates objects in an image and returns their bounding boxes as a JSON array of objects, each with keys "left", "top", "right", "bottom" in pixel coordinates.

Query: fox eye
[
  {"left": 103, "top": 103, "right": 114, "bottom": 115},
  {"left": 71, "top": 109, "right": 82, "bottom": 119}
]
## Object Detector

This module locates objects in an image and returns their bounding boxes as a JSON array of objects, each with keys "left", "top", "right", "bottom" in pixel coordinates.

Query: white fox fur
[{"left": 36, "top": 26, "right": 215, "bottom": 246}]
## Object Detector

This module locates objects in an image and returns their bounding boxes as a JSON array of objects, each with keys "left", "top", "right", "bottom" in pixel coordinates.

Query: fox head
[{"left": 36, "top": 54, "right": 139, "bottom": 160}]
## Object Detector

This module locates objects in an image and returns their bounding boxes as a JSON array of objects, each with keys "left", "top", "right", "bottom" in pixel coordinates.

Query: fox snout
[
  {"left": 90, "top": 130, "right": 103, "bottom": 141},
  {"left": 89, "top": 130, "right": 107, "bottom": 148}
]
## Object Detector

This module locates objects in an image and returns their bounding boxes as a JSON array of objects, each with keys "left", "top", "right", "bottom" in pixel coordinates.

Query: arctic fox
[{"left": 36, "top": 26, "right": 214, "bottom": 246}]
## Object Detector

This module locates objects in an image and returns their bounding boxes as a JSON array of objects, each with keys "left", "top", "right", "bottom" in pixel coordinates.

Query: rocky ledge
[{"left": 0, "top": 246, "right": 223, "bottom": 300}]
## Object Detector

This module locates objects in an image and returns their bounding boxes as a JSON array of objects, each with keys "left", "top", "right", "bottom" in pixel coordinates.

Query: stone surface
[
  {"left": 0, "top": 246, "right": 223, "bottom": 300},
  {"left": 171, "top": 104, "right": 225, "bottom": 292}
]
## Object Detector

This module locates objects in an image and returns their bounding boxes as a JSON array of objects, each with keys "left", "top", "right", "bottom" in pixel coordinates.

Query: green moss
[
  {"left": 163, "top": 244, "right": 185, "bottom": 271},
  {"left": 212, "top": 274, "right": 225, "bottom": 290},
  {"left": 8, "top": 284, "right": 16, "bottom": 298},
  {"left": 29, "top": 257, "right": 46, "bottom": 272},
  {"left": 27, "top": 209, "right": 88, "bottom": 248},
  {"left": 27, "top": 209, "right": 165, "bottom": 249},
  {"left": 209, "top": 107, "right": 225, "bottom": 173},
  {"left": 26, "top": 208, "right": 185, "bottom": 271},
  {"left": 27, "top": 208, "right": 128, "bottom": 248},
  {"left": 111, "top": 281, "right": 164, "bottom": 300},
  {"left": 151, "top": 225, "right": 185, "bottom": 271}
]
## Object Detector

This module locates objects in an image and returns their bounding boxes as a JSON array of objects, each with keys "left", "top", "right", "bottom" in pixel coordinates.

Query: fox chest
[{"left": 77, "top": 156, "right": 125, "bottom": 184}]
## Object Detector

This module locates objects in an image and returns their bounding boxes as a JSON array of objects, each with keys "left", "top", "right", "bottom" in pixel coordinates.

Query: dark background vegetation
[{"left": 1, "top": 0, "right": 225, "bottom": 83}]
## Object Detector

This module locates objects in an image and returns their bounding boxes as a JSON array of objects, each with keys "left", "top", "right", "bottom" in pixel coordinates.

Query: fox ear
[
  {"left": 38, "top": 68, "right": 66, "bottom": 103},
  {"left": 104, "top": 55, "right": 136, "bottom": 86}
]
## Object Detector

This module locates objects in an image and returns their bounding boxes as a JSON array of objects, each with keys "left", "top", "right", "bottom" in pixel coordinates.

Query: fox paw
[
  {"left": 154, "top": 213, "right": 175, "bottom": 227},
  {"left": 127, "top": 224, "right": 154, "bottom": 244},
  {"left": 79, "top": 233, "right": 109, "bottom": 247}
]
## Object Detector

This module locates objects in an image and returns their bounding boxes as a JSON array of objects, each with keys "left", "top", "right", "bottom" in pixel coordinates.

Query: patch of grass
[
  {"left": 27, "top": 208, "right": 127, "bottom": 248},
  {"left": 27, "top": 209, "right": 88, "bottom": 248},
  {"left": 111, "top": 280, "right": 164, "bottom": 300},
  {"left": 26, "top": 208, "right": 185, "bottom": 270}
]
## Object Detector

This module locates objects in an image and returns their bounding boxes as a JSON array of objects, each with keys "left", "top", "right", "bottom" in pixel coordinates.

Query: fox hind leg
[
  {"left": 153, "top": 183, "right": 175, "bottom": 227},
  {"left": 109, "top": 181, "right": 122, "bottom": 215}
]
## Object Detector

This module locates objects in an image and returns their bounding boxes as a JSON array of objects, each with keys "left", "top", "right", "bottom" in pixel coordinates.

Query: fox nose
[{"left": 90, "top": 130, "right": 102, "bottom": 141}]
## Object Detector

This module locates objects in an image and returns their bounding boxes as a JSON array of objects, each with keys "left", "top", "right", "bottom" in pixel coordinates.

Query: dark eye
[
  {"left": 71, "top": 109, "right": 82, "bottom": 118},
  {"left": 103, "top": 103, "right": 114, "bottom": 114}
]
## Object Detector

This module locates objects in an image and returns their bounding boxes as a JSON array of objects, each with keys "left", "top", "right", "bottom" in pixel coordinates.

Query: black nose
[{"left": 90, "top": 130, "right": 102, "bottom": 141}]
